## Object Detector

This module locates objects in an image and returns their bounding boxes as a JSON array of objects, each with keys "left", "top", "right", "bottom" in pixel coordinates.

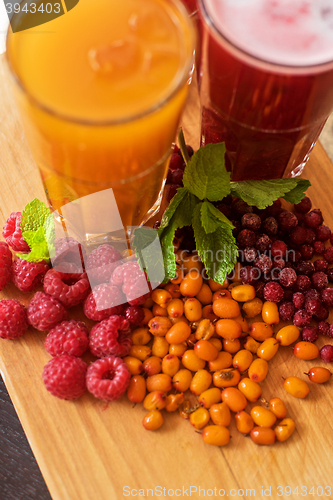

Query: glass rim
[
  {"left": 6, "top": 0, "right": 196, "bottom": 126},
  {"left": 199, "top": 0, "right": 333, "bottom": 74}
]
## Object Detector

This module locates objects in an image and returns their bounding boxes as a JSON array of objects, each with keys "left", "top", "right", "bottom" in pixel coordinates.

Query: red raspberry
[
  {"left": 0, "top": 300, "right": 28, "bottom": 339},
  {"left": 43, "top": 268, "right": 90, "bottom": 308},
  {"left": 0, "top": 241, "right": 12, "bottom": 292},
  {"left": 320, "top": 345, "right": 333, "bottom": 363},
  {"left": 89, "top": 315, "right": 131, "bottom": 358},
  {"left": 2, "top": 212, "right": 29, "bottom": 252},
  {"left": 53, "top": 237, "right": 86, "bottom": 268},
  {"left": 110, "top": 261, "right": 150, "bottom": 306},
  {"left": 45, "top": 320, "right": 89, "bottom": 357},
  {"left": 263, "top": 282, "right": 284, "bottom": 303},
  {"left": 86, "top": 356, "right": 130, "bottom": 401},
  {"left": 83, "top": 283, "right": 124, "bottom": 321},
  {"left": 301, "top": 326, "right": 319, "bottom": 343},
  {"left": 27, "top": 292, "right": 68, "bottom": 331},
  {"left": 12, "top": 258, "right": 49, "bottom": 292},
  {"left": 124, "top": 305, "right": 145, "bottom": 326},
  {"left": 85, "top": 244, "right": 121, "bottom": 285},
  {"left": 42, "top": 355, "right": 87, "bottom": 400}
]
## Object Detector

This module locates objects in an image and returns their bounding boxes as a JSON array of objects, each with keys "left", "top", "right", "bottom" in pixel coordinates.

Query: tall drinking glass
[{"left": 198, "top": 0, "right": 333, "bottom": 181}]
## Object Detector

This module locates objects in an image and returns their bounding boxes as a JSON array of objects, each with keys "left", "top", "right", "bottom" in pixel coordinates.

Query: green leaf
[
  {"left": 18, "top": 226, "right": 50, "bottom": 263},
  {"left": 158, "top": 187, "right": 189, "bottom": 232},
  {"left": 282, "top": 179, "right": 311, "bottom": 204},
  {"left": 183, "top": 143, "right": 231, "bottom": 202},
  {"left": 22, "top": 230, "right": 35, "bottom": 248},
  {"left": 230, "top": 179, "right": 301, "bottom": 209},
  {"left": 132, "top": 227, "right": 165, "bottom": 284},
  {"left": 201, "top": 201, "right": 234, "bottom": 234},
  {"left": 21, "top": 199, "right": 50, "bottom": 233},
  {"left": 44, "top": 214, "right": 56, "bottom": 260}
]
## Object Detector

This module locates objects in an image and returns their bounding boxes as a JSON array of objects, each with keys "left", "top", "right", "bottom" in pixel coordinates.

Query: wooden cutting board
[{"left": 1, "top": 53, "right": 333, "bottom": 500}]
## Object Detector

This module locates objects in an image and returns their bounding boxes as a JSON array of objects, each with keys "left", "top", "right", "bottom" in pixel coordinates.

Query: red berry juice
[{"left": 198, "top": 0, "right": 333, "bottom": 180}]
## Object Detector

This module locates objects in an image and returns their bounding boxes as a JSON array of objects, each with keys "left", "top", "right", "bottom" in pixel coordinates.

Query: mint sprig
[{"left": 17, "top": 199, "right": 52, "bottom": 262}]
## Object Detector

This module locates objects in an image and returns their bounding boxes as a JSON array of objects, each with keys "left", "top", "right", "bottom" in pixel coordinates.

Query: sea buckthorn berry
[
  {"left": 249, "top": 322, "right": 273, "bottom": 342},
  {"left": 209, "top": 338, "right": 222, "bottom": 351},
  {"left": 142, "top": 410, "right": 164, "bottom": 431},
  {"left": 148, "top": 316, "right": 173, "bottom": 337},
  {"left": 231, "top": 284, "right": 256, "bottom": 302},
  {"left": 235, "top": 314, "right": 249, "bottom": 333},
  {"left": 143, "top": 391, "right": 167, "bottom": 411},
  {"left": 235, "top": 410, "right": 254, "bottom": 434},
  {"left": 180, "top": 270, "right": 203, "bottom": 297},
  {"left": 184, "top": 298, "right": 202, "bottom": 322},
  {"left": 242, "top": 297, "right": 263, "bottom": 318},
  {"left": 208, "top": 277, "right": 228, "bottom": 292},
  {"left": 268, "top": 398, "right": 287, "bottom": 419},
  {"left": 179, "top": 400, "right": 192, "bottom": 419},
  {"left": 229, "top": 262, "right": 243, "bottom": 282},
  {"left": 170, "top": 266, "right": 183, "bottom": 285},
  {"left": 250, "top": 426, "right": 276, "bottom": 445},
  {"left": 212, "top": 289, "right": 232, "bottom": 301},
  {"left": 223, "top": 338, "right": 241, "bottom": 354},
  {"left": 164, "top": 283, "right": 181, "bottom": 299},
  {"left": 202, "top": 305, "right": 219, "bottom": 322},
  {"left": 306, "top": 366, "right": 332, "bottom": 383},
  {"left": 146, "top": 374, "right": 172, "bottom": 393},
  {"left": 165, "top": 322, "right": 191, "bottom": 344},
  {"left": 243, "top": 336, "right": 261, "bottom": 354},
  {"left": 161, "top": 354, "right": 180, "bottom": 377},
  {"left": 143, "top": 356, "right": 162, "bottom": 376},
  {"left": 186, "top": 333, "right": 197, "bottom": 348},
  {"left": 275, "top": 418, "right": 296, "bottom": 442},
  {"left": 165, "top": 393, "right": 184, "bottom": 412},
  {"left": 169, "top": 315, "right": 189, "bottom": 326},
  {"left": 198, "top": 388, "right": 222, "bottom": 409},
  {"left": 141, "top": 308, "right": 153, "bottom": 325},
  {"left": 261, "top": 301, "right": 279, "bottom": 325},
  {"left": 232, "top": 349, "right": 253, "bottom": 372},
  {"left": 127, "top": 375, "right": 146, "bottom": 404},
  {"left": 257, "top": 338, "right": 279, "bottom": 361},
  {"left": 250, "top": 406, "right": 276, "bottom": 427},
  {"left": 209, "top": 402, "right": 231, "bottom": 426},
  {"left": 208, "top": 351, "right": 233, "bottom": 371},
  {"left": 238, "top": 378, "right": 262, "bottom": 402},
  {"left": 131, "top": 327, "right": 151, "bottom": 345},
  {"left": 194, "top": 339, "right": 219, "bottom": 361},
  {"left": 169, "top": 342, "right": 187, "bottom": 357},
  {"left": 129, "top": 345, "right": 151, "bottom": 361},
  {"left": 167, "top": 298, "right": 184, "bottom": 319},
  {"left": 215, "top": 319, "right": 242, "bottom": 340},
  {"left": 213, "top": 368, "right": 241, "bottom": 388},
  {"left": 212, "top": 298, "right": 240, "bottom": 319},
  {"left": 180, "top": 252, "right": 203, "bottom": 275},
  {"left": 152, "top": 303, "right": 168, "bottom": 317},
  {"left": 172, "top": 369, "right": 193, "bottom": 392},
  {"left": 190, "top": 369, "right": 212, "bottom": 395},
  {"left": 221, "top": 387, "right": 247, "bottom": 412},
  {"left": 276, "top": 325, "right": 300, "bottom": 346},
  {"left": 123, "top": 356, "right": 144, "bottom": 375},
  {"left": 202, "top": 425, "right": 230, "bottom": 446},
  {"left": 294, "top": 341, "right": 319, "bottom": 360},
  {"left": 182, "top": 350, "right": 206, "bottom": 371},
  {"left": 196, "top": 284, "right": 213, "bottom": 305},
  {"left": 190, "top": 407, "right": 210, "bottom": 429},
  {"left": 143, "top": 297, "right": 154, "bottom": 309},
  {"left": 248, "top": 358, "right": 269, "bottom": 382},
  {"left": 195, "top": 319, "right": 215, "bottom": 341},
  {"left": 151, "top": 289, "right": 172, "bottom": 308},
  {"left": 284, "top": 376, "right": 309, "bottom": 398}
]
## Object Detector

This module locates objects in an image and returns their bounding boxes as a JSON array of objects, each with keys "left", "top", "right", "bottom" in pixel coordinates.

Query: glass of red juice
[{"left": 197, "top": 0, "right": 333, "bottom": 181}]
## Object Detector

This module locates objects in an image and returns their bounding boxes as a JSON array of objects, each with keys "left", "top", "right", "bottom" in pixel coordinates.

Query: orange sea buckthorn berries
[
  {"left": 213, "top": 368, "right": 241, "bottom": 388},
  {"left": 165, "top": 393, "right": 184, "bottom": 412},
  {"left": 190, "top": 369, "right": 212, "bottom": 396},
  {"left": 235, "top": 314, "right": 249, "bottom": 334},
  {"left": 142, "top": 410, "right": 164, "bottom": 431},
  {"left": 243, "top": 336, "right": 261, "bottom": 354},
  {"left": 152, "top": 303, "right": 168, "bottom": 317},
  {"left": 209, "top": 402, "right": 231, "bottom": 426},
  {"left": 194, "top": 339, "right": 219, "bottom": 361},
  {"left": 213, "top": 298, "right": 240, "bottom": 319},
  {"left": 141, "top": 307, "right": 153, "bottom": 325},
  {"left": 249, "top": 322, "right": 273, "bottom": 342},
  {"left": 306, "top": 366, "right": 332, "bottom": 384},
  {"left": 275, "top": 325, "right": 300, "bottom": 346},
  {"left": 129, "top": 345, "right": 152, "bottom": 361},
  {"left": 198, "top": 388, "right": 222, "bottom": 409},
  {"left": 169, "top": 342, "right": 187, "bottom": 357},
  {"left": 123, "top": 356, "right": 144, "bottom": 376},
  {"left": 180, "top": 270, "right": 203, "bottom": 297},
  {"left": 186, "top": 333, "right": 197, "bottom": 348},
  {"left": 212, "top": 289, "right": 232, "bottom": 301},
  {"left": 152, "top": 336, "right": 169, "bottom": 358},
  {"left": 208, "top": 351, "right": 233, "bottom": 371},
  {"left": 127, "top": 375, "right": 146, "bottom": 404},
  {"left": 195, "top": 319, "right": 215, "bottom": 341},
  {"left": 164, "top": 282, "right": 181, "bottom": 299},
  {"left": 208, "top": 277, "right": 228, "bottom": 292},
  {"left": 151, "top": 288, "right": 172, "bottom": 308},
  {"left": 235, "top": 410, "right": 254, "bottom": 434},
  {"left": 180, "top": 251, "right": 203, "bottom": 275},
  {"left": 182, "top": 350, "right": 206, "bottom": 371},
  {"left": 261, "top": 301, "right": 279, "bottom": 325},
  {"left": 284, "top": 376, "right": 309, "bottom": 399},
  {"left": 242, "top": 297, "right": 263, "bottom": 318},
  {"left": 238, "top": 378, "right": 262, "bottom": 402},
  {"left": 165, "top": 321, "right": 191, "bottom": 344},
  {"left": 257, "top": 338, "right": 279, "bottom": 361},
  {"left": 169, "top": 315, "right": 189, "bottom": 326},
  {"left": 294, "top": 341, "right": 319, "bottom": 360},
  {"left": 196, "top": 283, "right": 213, "bottom": 305},
  {"left": 274, "top": 418, "right": 296, "bottom": 442},
  {"left": 131, "top": 327, "right": 151, "bottom": 345},
  {"left": 143, "top": 391, "right": 167, "bottom": 411},
  {"left": 143, "top": 356, "right": 162, "bottom": 376},
  {"left": 250, "top": 426, "right": 276, "bottom": 445},
  {"left": 202, "top": 305, "right": 219, "bottom": 322},
  {"left": 232, "top": 349, "right": 253, "bottom": 372},
  {"left": 202, "top": 425, "right": 230, "bottom": 447},
  {"left": 250, "top": 406, "right": 277, "bottom": 427},
  {"left": 231, "top": 284, "right": 256, "bottom": 303},
  {"left": 268, "top": 398, "right": 287, "bottom": 419},
  {"left": 216, "top": 319, "right": 242, "bottom": 340},
  {"left": 148, "top": 316, "right": 173, "bottom": 337},
  {"left": 229, "top": 262, "right": 242, "bottom": 283},
  {"left": 209, "top": 338, "right": 222, "bottom": 351},
  {"left": 184, "top": 298, "right": 202, "bottom": 322},
  {"left": 170, "top": 266, "right": 183, "bottom": 285},
  {"left": 190, "top": 407, "right": 210, "bottom": 430},
  {"left": 179, "top": 400, "right": 192, "bottom": 419},
  {"left": 146, "top": 373, "right": 172, "bottom": 393},
  {"left": 248, "top": 358, "right": 269, "bottom": 383},
  {"left": 143, "top": 296, "right": 154, "bottom": 309},
  {"left": 221, "top": 387, "right": 247, "bottom": 413},
  {"left": 172, "top": 369, "right": 193, "bottom": 392},
  {"left": 167, "top": 298, "right": 184, "bottom": 319},
  {"left": 162, "top": 354, "right": 180, "bottom": 377},
  {"left": 223, "top": 338, "right": 241, "bottom": 354}
]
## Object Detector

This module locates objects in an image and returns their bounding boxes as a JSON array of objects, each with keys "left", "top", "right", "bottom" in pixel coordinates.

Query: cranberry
[
  {"left": 304, "top": 295, "right": 321, "bottom": 315},
  {"left": 301, "top": 326, "right": 319, "bottom": 343},
  {"left": 265, "top": 199, "right": 282, "bottom": 218},
  {"left": 289, "top": 226, "right": 307, "bottom": 246},
  {"left": 293, "top": 309, "right": 312, "bottom": 328},
  {"left": 232, "top": 199, "right": 253, "bottom": 219},
  {"left": 263, "top": 282, "right": 284, "bottom": 303},
  {"left": 296, "top": 260, "right": 315, "bottom": 276},
  {"left": 279, "top": 301, "right": 295, "bottom": 321},
  {"left": 262, "top": 217, "right": 278, "bottom": 236},
  {"left": 315, "top": 305, "right": 329, "bottom": 321},
  {"left": 273, "top": 257, "right": 285, "bottom": 269},
  {"left": 169, "top": 152, "right": 185, "bottom": 171},
  {"left": 255, "top": 234, "right": 272, "bottom": 253},
  {"left": 300, "top": 244, "right": 314, "bottom": 260},
  {"left": 318, "top": 321, "right": 330, "bottom": 336},
  {"left": 167, "top": 184, "right": 182, "bottom": 202},
  {"left": 278, "top": 212, "right": 298, "bottom": 231},
  {"left": 243, "top": 247, "right": 257, "bottom": 263},
  {"left": 321, "top": 288, "right": 333, "bottom": 308},
  {"left": 316, "top": 225, "right": 331, "bottom": 242},
  {"left": 216, "top": 203, "right": 232, "bottom": 219},
  {"left": 254, "top": 254, "right": 272, "bottom": 274},
  {"left": 241, "top": 213, "right": 261, "bottom": 231},
  {"left": 221, "top": 195, "right": 233, "bottom": 206},
  {"left": 185, "top": 144, "right": 194, "bottom": 158},
  {"left": 320, "top": 345, "right": 333, "bottom": 363},
  {"left": 254, "top": 280, "right": 265, "bottom": 299},
  {"left": 231, "top": 220, "right": 241, "bottom": 237},
  {"left": 314, "top": 259, "right": 329, "bottom": 273},
  {"left": 271, "top": 240, "right": 287, "bottom": 258},
  {"left": 313, "top": 240, "right": 325, "bottom": 254},
  {"left": 282, "top": 288, "right": 294, "bottom": 302},
  {"left": 293, "top": 292, "right": 305, "bottom": 309},
  {"left": 328, "top": 325, "right": 333, "bottom": 339},
  {"left": 237, "top": 229, "right": 256, "bottom": 248},
  {"left": 304, "top": 209, "right": 324, "bottom": 229},
  {"left": 286, "top": 249, "right": 301, "bottom": 264},
  {"left": 294, "top": 196, "right": 312, "bottom": 214},
  {"left": 168, "top": 168, "right": 184, "bottom": 185},
  {"left": 295, "top": 275, "right": 311, "bottom": 292},
  {"left": 304, "top": 229, "right": 316, "bottom": 245},
  {"left": 311, "top": 271, "right": 328, "bottom": 290},
  {"left": 294, "top": 212, "right": 304, "bottom": 224},
  {"left": 279, "top": 268, "right": 297, "bottom": 288},
  {"left": 240, "top": 266, "right": 260, "bottom": 285},
  {"left": 327, "top": 269, "right": 333, "bottom": 283},
  {"left": 323, "top": 246, "right": 333, "bottom": 264}
]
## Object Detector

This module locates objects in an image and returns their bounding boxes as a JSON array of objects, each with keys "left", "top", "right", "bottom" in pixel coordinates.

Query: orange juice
[{"left": 7, "top": 0, "right": 195, "bottom": 233}]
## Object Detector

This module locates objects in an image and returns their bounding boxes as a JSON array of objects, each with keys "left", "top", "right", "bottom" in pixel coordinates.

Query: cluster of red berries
[{"left": 165, "top": 144, "right": 194, "bottom": 202}]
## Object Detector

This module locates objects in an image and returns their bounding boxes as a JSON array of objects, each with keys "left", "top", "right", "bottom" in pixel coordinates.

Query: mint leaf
[
  {"left": 183, "top": 143, "right": 231, "bottom": 202},
  {"left": 22, "top": 230, "right": 35, "bottom": 248},
  {"left": 44, "top": 214, "right": 56, "bottom": 260},
  {"left": 132, "top": 227, "right": 165, "bottom": 285},
  {"left": 21, "top": 199, "right": 50, "bottom": 233},
  {"left": 230, "top": 179, "right": 302, "bottom": 209},
  {"left": 282, "top": 179, "right": 311, "bottom": 204},
  {"left": 201, "top": 201, "right": 234, "bottom": 234},
  {"left": 159, "top": 187, "right": 190, "bottom": 231},
  {"left": 18, "top": 226, "right": 50, "bottom": 263}
]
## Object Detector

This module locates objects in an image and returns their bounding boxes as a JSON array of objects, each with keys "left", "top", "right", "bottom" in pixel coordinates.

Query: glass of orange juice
[{"left": 6, "top": 0, "right": 195, "bottom": 242}]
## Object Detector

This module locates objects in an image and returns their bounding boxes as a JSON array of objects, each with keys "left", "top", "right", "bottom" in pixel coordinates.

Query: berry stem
[{"left": 178, "top": 128, "right": 190, "bottom": 166}]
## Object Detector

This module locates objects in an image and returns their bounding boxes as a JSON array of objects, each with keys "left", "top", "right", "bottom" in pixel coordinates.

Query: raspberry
[
  {"left": 311, "top": 271, "right": 328, "bottom": 291},
  {"left": 27, "top": 292, "right": 68, "bottom": 331},
  {"left": 53, "top": 237, "right": 86, "bottom": 268},
  {"left": 289, "top": 226, "right": 307, "bottom": 246},
  {"left": 321, "top": 288, "right": 333, "bottom": 308},
  {"left": 314, "top": 259, "right": 328, "bottom": 273},
  {"left": 255, "top": 234, "right": 271, "bottom": 253},
  {"left": 278, "top": 301, "right": 295, "bottom": 321},
  {"left": 293, "top": 292, "right": 305, "bottom": 310},
  {"left": 241, "top": 213, "right": 261, "bottom": 231},
  {"left": 270, "top": 240, "right": 287, "bottom": 258},
  {"left": 278, "top": 211, "right": 298, "bottom": 231},
  {"left": 89, "top": 315, "right": 131, "bottom": 358},
  {"left": 124, "top": 305, "right": 145, "bottom": 326},
  {"left": 240, "top": 266, "right": 260, "bottom": 285},
  {"left": 85, "top": 244, "right": 121, "bottom": 285},
  {"left": 320, "top": 345, "right": 333, "bottom": 363},
  {"left": 293, "top": 309, "right": 312, "bottom": 328},
  {"left": 318, "top": 321, "right": 330, "bottom": 336},
  {"left": 263, "top": 282, "right": 284, "bottom": 303},
  {"left": 323, "top": 246, "right": 333, "bottom": 264},
  {"left": 111, "top": 261, "right": 150, "bottom": 306},
  {"left": 296, "top": 260, "right": 315, "bottom": 276},
  {"left": 313, "top": 240, "right": 325, "bottom": 254},
  {"left": 300, "top": 244, "right": 314, "bottom": 261},
  {"left": 294, "top": 196, "right": 312, "bottom": 214},
  {"left": 254, "top": 254, "right": 272, "bottom": 274},
  {"left": 301, "top": 326, "right": 319, "bottom": 343},
  {"left": 304, "top": 209, "right": 323, "bottom": 229},
  {"left": 83, "top": 283, "right": 124, "bottom": 321},
  {"left": 86, "top": 356, "right": 131, "bottom": 401},
  {"left": 2, "top": 212, "right": 30, "bottom": 252},
  {"left": 295, "top": 275, "right": 311, "bottom": 292},
  {"left": 43, "top": 268, "right": 90, "bottom": 308},
  {"left": 279, "top": 268, "right": 297, "bottom": 288},
  {"left": 262, "top": 217, "right": 278, "bottom": 236},
  {"left": 12, "top": 258, "right": 49, "bottom": 292},
  {"left": 42, "top": 355, "right": 87, "bottom": 400},
  {"left": 45, "top": 320, "right": 89, "bottom": 357},
  {"left": 316, "top": 225, "right": 331, "bottom": 242},
  {"left": 0, "top": 300, "right": 28, "bottom": 339},
  {"left": 0, "top": 241, "right": 12, "bottom": 291},
  {"left": 237, "top": 229, "right": 256, "bottom": 248}
]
